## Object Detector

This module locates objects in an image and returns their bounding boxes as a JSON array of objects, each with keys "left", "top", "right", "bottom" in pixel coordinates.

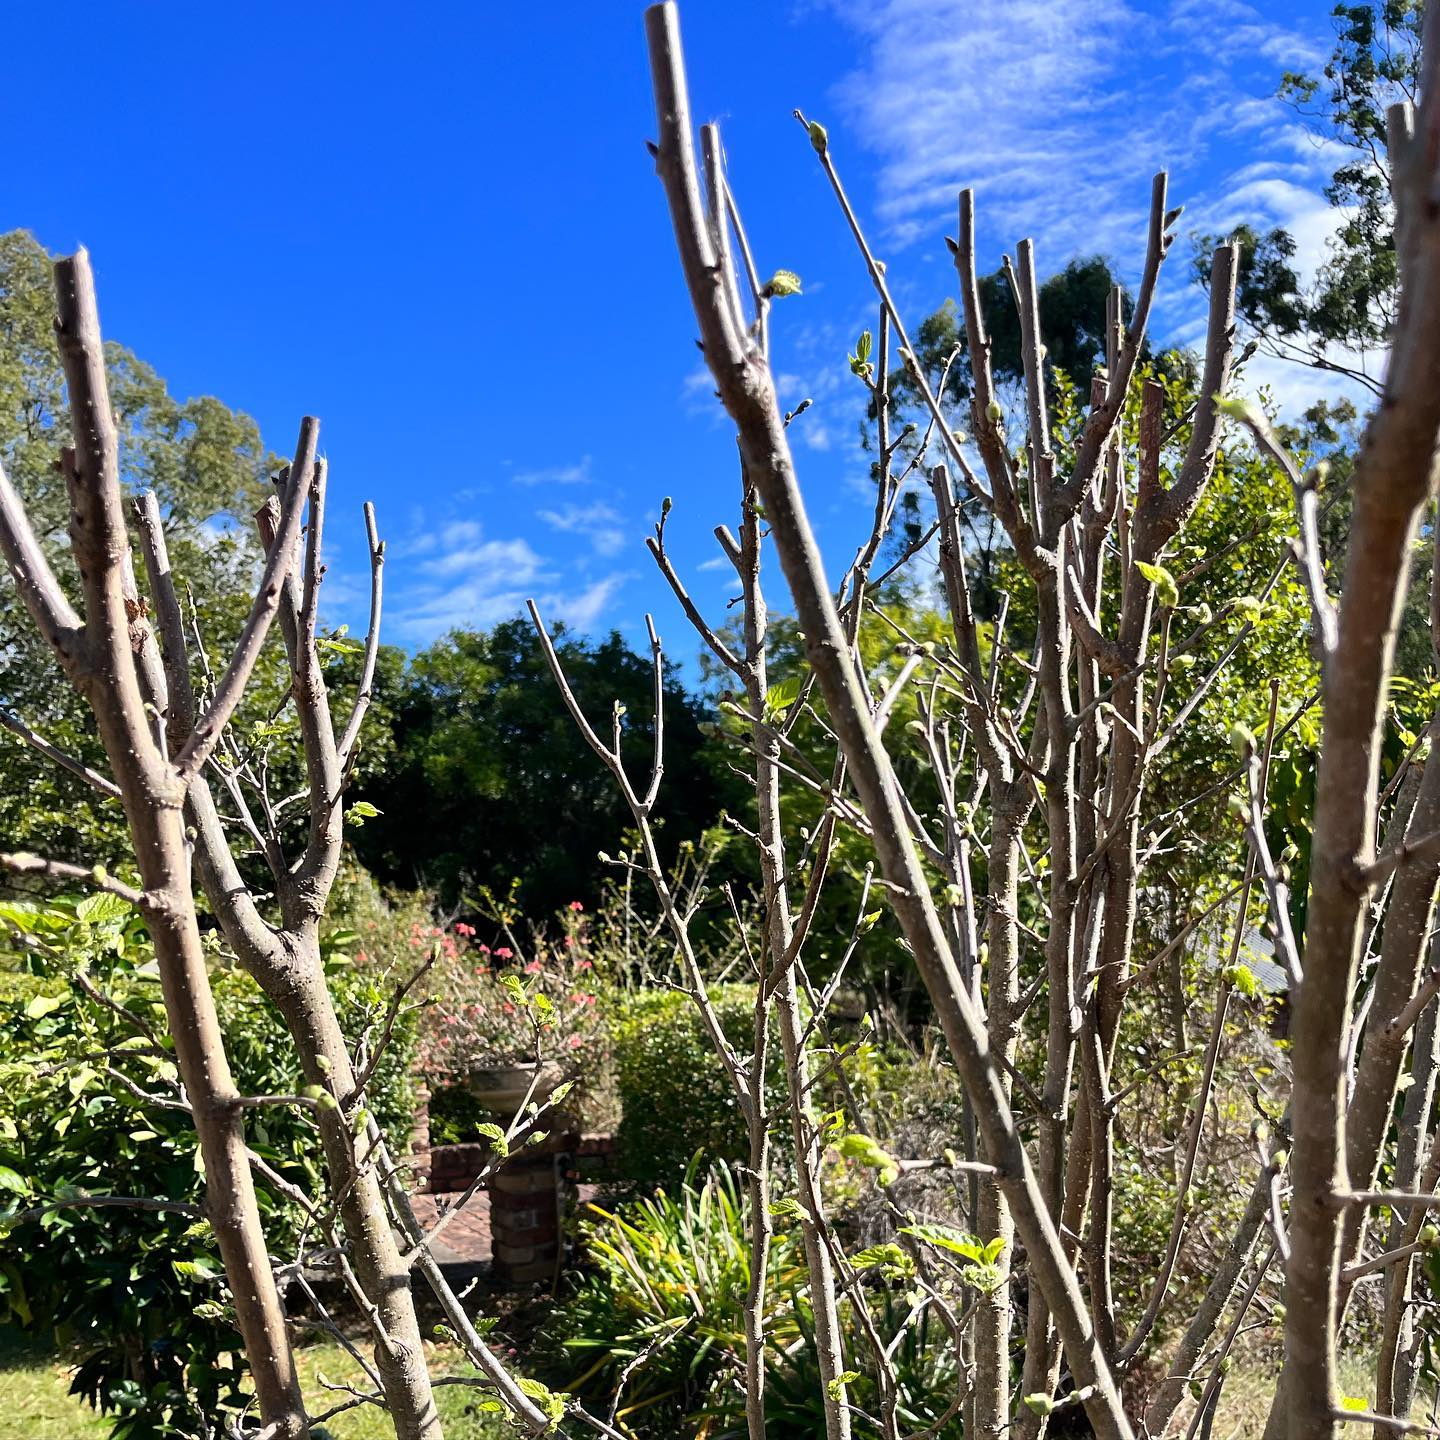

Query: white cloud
[
  {"left": 383, "top": 511, "right": 631, "bottom": 643},
  {"left": 418, "top": 532, "right": 546, "bottom": 582},
  {"left": 538, "top": 574, "right": 631, "bottom": 631},
  {"left": 811, "top": 0, "right": 1363, "bottom": 412},
  {"left": 389, "top": 564, "right": 632, "bottom": 644},
  {"left": 816, "top": 0, "right": 1157, "bottom": 258},
  {"left": 538, "top": 500, "right": 629, "bottom": 557},
  {"left": 513, "top": 455, "right": 594, "bottom": 487},
  {"left": 815, "top": 0, "right": 1333, "bottom": 264}
]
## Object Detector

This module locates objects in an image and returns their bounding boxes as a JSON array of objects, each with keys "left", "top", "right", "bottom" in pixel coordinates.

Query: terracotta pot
[{"left": 465, "top": 1060, "right": 562, "bottom": 1119}]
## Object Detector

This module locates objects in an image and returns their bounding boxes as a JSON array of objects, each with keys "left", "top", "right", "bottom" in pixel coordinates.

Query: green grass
[
  {"left": 0, "top": 1333, "right": 509, "bottom": 1439},
  {"left": 0, "top": 1331, "right": 105, "bottom": 1439},
  {"left": 296, "top": 1342, "right": 511, "bottom": 1439},
  {"left": 0, "top": 1328, "right": 1427, "bottom": 1439},
  {"left": 1172, "top": 1347, "right": 1435, "bottom": 1438}
]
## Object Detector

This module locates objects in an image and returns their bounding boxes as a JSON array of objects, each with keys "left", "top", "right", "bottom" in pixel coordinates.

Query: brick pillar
[{"left": 489, "top": 1122, "right": 577, "bottom": 1287}]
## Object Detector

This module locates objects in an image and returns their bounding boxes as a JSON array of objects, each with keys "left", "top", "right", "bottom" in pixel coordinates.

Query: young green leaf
[
  {"left": 476, "top": 1122, "right": 510, "bottom": 1158},
  {"left": 899, "top": 1222, "right": 984, "bottom": 1262},
  {"left": 1135, "top": 560, "right": 1180, "bottom": 609},
  {"left": 838, "top": 1133, "right": 899, "bottom": 1185},
  {"left": 764, "top": 676, "right": 804, "bottom": 718},
  {"left": 1222, "top": 962, "right": 1261, "bottom": 999},
  {"left": 763, "top": 269, "right": 803, "bottom": 299}
]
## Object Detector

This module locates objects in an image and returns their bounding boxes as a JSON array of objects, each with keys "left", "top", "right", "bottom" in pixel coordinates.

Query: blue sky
[{"left": 5, "top": 0, "right": 1344, "bottom": 662}]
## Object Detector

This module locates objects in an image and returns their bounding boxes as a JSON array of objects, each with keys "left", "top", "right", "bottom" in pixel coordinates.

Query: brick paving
[
  {"left": 410, "top": 1190, "right": 493, "bottom": 1266},
  {"left": 407, "top": 1182, "right": 603, "bottom": 1270}
]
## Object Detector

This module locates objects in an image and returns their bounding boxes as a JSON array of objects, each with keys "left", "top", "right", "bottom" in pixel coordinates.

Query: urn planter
[
  {"left": 465, "top": 1060, "right": 562, "bottom": 1120},
  {"left": 463, "top": 1060, "right": 575, "bottom": 1286}
]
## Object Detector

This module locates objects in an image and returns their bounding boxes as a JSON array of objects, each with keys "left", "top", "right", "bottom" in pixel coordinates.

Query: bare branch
[
  {"left": 337, "top": 501, "right": 385, "bottom": 766},
  {"left": 173, "top": 417, "right": 318, "bottom": 783},
  {"left": 0, "top": 851, "right": 144, "bottom": 905},
  {"left": 0, "top": 705, "right": 120, "bottom": 800}
]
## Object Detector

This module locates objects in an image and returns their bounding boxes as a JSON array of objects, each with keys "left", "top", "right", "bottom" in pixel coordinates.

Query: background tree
[
  {"left": 352, "top": 620, "right": 739, "bottom": 914},
  {"left": 890, "top": 257, "right": 1158, "bottom": 417},
  {"left": 1193, "top": 0, "right": 1422, "bottom": 392},
  {"left": 0, "top": 230, "right": 287, "bottom": 870}
]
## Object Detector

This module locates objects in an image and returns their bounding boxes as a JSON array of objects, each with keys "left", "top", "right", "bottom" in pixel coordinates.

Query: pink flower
[
  {"left": 477, "top": 944, "right": 491, "bottom": 955},
  {"left": 502, "top": 1001, "right": 516, "bottom": 1015},
  {"left": 568, "top": 900, "right": 584, "bottom": 912},
  {"left": 570, "top": 992, "right": 597, "bottom": 1007},
  {"left": 524, "top": 960, "right": 543, "bottom": 974},
  {"left": 567, "top": 1034, "right": 584, "bottom": 1049},
  {"left": 575, "top": 959, "right": 593, "bottom": 971},
  {"left": 494, "top": 946, "right": 513, "bottom": 960},
  {"left": 355, "top": 950, "right": 367, "bottom": 964},
  {"left": 563, "top": 935, "right": 575, "bottom": 948},
  {"left": 454, "top": 921, "right": 476, "bottom": 937}
]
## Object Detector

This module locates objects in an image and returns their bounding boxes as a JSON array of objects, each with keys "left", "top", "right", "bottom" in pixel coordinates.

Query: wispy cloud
[
  {"left": 681, "top": 366, "right": 721, "bottom": 419},
  {"left": 513, "top": 455, "right": 594, "bottom": 487},
  {"left": 383, "top": 513, "right": 630, "bottom": 643},
  {"left": 538, "top": 500, "right": 629, "bottom": 557},
  {"left": 815, "top": 0, "right": 1333, "bottom": 262},
  {"left": 816, "top": 0, "right": 1155, "bottom": 256},
  {"left": 812, "top": 0, "right": 1351, "bottom": 407},
  {"left": 542, "top": 574, "right": 630, "bottom": 631}
]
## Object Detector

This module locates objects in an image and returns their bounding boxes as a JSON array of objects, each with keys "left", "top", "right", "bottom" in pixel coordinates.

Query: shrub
[
  {"left": 417, "top": 909, "right": 607, "bottom": 1081},
  {"left": 609, "top": 985, "right": 777, "bottom": 1186},
  {"left": 0, "top": 896, "right": 418, "bottom": 1437}
]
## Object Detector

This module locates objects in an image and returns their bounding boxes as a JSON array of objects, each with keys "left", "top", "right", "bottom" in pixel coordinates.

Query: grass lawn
[
  {"left": 3, "top": 1327, "right": 1409, "bottom": 1439},
  {"left": 0, "top": 1331, "right": 508, "bottom": 1439},
  {"left": 0, "top": 1331, "right": 105, "bottom": 1440}
]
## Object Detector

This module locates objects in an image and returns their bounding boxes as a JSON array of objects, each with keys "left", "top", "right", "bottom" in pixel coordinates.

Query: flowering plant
[{"left": 417, "top": 903, "right": 608, "bottom": 1080}]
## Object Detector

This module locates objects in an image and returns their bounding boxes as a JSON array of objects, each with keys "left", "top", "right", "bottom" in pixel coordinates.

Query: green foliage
[
  {"left": 836, "top": 1132, "right": 899, "bottom": 1186},
  {"left": 553, "top": 1163, "right": 803, "bottom": 1428},
  {"left": 428, "top": 1083, "right": 499, "bottom": 1147},
  {"left": 350, "top": 619, "right": 740, "bottom": 914},
  {"left": 0, "top": 900, "right": 416, "bottom": 1437},
  {"left": 703, "top": 581, "right": 953, "bottom": 991},
  {"left": 1101, "top": 363, "right": 1317, "bottom": 920},
  {"left": 610, "top": 986, "right": 777, "bottom": 1187},
  {"left": 552, "top": 1164, "right": 968, "bottom": 1437},
  {"left": 888, "top": 258, "right": 1185, "bottom": 422}
]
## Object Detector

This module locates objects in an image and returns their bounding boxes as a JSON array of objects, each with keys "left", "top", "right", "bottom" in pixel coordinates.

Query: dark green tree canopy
[
  {"left": 349, "top": 619, "right": 738, "bottom": 915},
  {"left": 890, "top": 255, "right": 1137, "bottom": 416}
]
